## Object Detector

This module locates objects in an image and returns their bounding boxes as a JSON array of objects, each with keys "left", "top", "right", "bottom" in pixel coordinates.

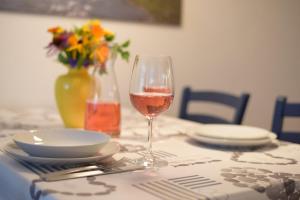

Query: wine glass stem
[{"left": 147, "top": 117, "right": 154, "bottom": 157}]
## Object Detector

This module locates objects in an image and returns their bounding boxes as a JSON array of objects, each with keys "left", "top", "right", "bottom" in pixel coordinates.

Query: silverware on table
[
  {"left": 39, "top": 157, "right": 127, "bottom": 178},
  {"left": 2, "top": 149, "right": 144, "bottom": 181},
  {"left": 43, "top": 164, "right": 145, "bottom": 182}
]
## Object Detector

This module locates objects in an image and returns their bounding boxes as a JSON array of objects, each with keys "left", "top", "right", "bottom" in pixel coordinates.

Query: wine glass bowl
[
  {"left": 130, "top": 91, "right": 173, "bottom": 118},
  {"left": 129, "top": 55, "right": 174, "bottom": 167}
]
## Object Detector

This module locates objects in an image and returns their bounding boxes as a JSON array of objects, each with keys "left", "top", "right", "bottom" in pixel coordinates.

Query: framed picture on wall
[{"left": 0, "top": 0, "right": 181, "bottom": 26}]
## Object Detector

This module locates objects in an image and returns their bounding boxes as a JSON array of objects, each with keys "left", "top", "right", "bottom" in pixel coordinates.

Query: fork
[{"left": 41, "top": 157, "right": 128, "bottom": 178}]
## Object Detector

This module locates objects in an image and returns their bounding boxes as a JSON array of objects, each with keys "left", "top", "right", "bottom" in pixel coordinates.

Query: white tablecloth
[{"left": 0, "top": 107, "right": 299, "bottom": 200}]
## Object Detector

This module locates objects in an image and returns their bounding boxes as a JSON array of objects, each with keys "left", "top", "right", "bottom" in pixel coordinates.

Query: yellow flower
[
  {"left": 104, "top": 29, "right": 115, "bottom": 37},
  {"left": 82, "top": 19, "right": 102, "bottom": 33},
  {"left": 87, "top": 19, "right": 101, "bottom": 27},
  {"left": 82, "top": 24, "right": 89, "bottom": 33},
  {"left": 67, "top": 44, "right": 83, "bottom": 53},
  {"left": 82, "top": 36, "right": 90, "bottom": 46}
]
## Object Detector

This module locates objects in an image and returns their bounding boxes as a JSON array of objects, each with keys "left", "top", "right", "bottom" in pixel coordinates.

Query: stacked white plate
[
  {"left": 4, "top": 128, "right": 120, "bottom": 164},
  {"left": 187, "top": 124, "right": 277, "bottom": 147}
]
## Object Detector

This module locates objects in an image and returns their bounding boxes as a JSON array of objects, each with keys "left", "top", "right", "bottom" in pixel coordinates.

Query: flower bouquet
[{"left": 47, "top": 20, "right": 130, "bottom": 73}]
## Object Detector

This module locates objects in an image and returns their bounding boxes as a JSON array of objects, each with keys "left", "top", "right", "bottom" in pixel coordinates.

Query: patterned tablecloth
[{"left": 0, "top": 107, "right": 300, "bottom": 200}]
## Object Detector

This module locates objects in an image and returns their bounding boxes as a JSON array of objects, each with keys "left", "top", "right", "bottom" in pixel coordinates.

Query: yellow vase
[{"left": 55, "top": 68, "right": 92, "bottom": 128}]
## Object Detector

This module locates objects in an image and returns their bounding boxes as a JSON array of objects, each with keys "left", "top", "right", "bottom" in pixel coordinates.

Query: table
[{"left": 0, "top": 107, "right": 300, "bottom": 200}]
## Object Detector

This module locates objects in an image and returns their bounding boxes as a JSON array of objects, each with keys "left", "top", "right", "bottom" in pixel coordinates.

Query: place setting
[
  {"left": 0, "top": 53, "right": 176, "bottom": 184},
  {"left": 1, "top": 128, "right": 145, "bottom": 182}
]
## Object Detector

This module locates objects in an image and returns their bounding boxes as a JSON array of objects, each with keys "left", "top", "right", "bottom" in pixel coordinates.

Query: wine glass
[{"left": 129, "top": 55, "right": 174, "bottom": 168}]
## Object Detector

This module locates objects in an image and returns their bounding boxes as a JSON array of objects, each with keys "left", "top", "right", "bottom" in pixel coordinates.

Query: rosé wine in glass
[{"left": 130, "top": 92, "right": 174, "bottom": 118}]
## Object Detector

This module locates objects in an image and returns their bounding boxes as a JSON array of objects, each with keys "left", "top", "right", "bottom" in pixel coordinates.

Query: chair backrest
[
  {"left": 271, "top": 96, "right": 300, "bottom": 144},
  {"left": 179, "top": 87, "right": 250, "bottom": 124}
]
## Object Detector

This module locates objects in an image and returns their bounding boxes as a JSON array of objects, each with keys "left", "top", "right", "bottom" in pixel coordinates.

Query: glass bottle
[{"left": 84, "top": 51, "right": 121, "bottom": 137}]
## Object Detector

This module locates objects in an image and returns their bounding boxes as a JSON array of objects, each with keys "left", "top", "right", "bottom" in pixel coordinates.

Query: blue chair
[
  {"left": 179, "top": 87, "right": 250, "bottom": 124},
  {"left": 271, "top": 96, "right": 300, "bottom": 144}
]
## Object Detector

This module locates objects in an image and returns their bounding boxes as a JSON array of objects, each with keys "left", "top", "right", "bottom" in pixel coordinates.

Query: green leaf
[
  {"left": 65, "top": 51, "right": 72, "bottom": 59},
  {"left": 121, "top": 40, "right": 130, "bottom": 48},
  {"left": 121, "top": 51, "right": 130, "bottom": 61},
  {"left": 77, "top": 53, "right": 86, "bottom": 67},
  {"left": 58, "top": 53, "right": 68, "bottom": 65},
  {"left": 110, "top": 40, "right": 130, "bottom": 62},
  {"left": 117, "top": 47, "right": 123, "bottom": 54},
  {"left": 105, "top": 34, "right": 115, "bottom": 42}
]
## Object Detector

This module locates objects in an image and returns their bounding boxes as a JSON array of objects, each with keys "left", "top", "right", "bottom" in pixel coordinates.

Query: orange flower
[
  {"left": 91, "top": 24, "right": 104, "bottom": 38},
  {"left": 48, "top": 26, "right": 64, "bottom": 34},
  {"left": 82, "top": 36, "right": 89, "bottom": 46},
  {"left": 68, "top": 34, "right": 78, "bottom": 46},
  {"left": 95, "top": 44, "right": 109, "bottom": 64}
]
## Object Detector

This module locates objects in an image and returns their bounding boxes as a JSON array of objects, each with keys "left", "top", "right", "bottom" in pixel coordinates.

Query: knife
[{"left": 42, "top": 165, "right": 145, "bottom": 182}]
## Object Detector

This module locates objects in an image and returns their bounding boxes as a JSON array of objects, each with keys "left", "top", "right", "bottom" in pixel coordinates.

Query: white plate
[
  {"left": 188, "top": 132, "right": 276, "bottom": 147},
  {"left": 4, "top": 141, "right": 120, "bottom": 165},
  {"left": 13, "top": 129, "right": 110, "bottom": 158},
  {"left": 193, "top": 125, "right": 273, "bottom": 140}
]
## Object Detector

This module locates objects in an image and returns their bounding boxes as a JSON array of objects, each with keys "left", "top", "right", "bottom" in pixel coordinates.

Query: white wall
[{"left": 0, "top": 0, "right": 299, "bottom": 130}]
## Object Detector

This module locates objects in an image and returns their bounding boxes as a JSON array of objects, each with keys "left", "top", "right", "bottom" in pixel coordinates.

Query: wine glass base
[{"left": 135, "top": 156, "right": 168, "bottom": 169}]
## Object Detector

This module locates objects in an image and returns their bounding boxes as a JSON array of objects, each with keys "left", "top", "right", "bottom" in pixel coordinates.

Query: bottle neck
[{"left": 89, "top": 55, "right": 120, "bottom": 102}]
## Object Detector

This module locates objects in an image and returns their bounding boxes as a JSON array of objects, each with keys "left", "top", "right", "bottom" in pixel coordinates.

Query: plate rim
[
  {"left": 4, "top": 141, "right": 120, "bottom": 165},
  {"left": 193, "top": 124, "right": 275, "bottom": 140},
  {"left": 187, "top": 132, "right": 276, "bottom": 147},
  {"left": 13, "top": 128, "right": 111, "bottom": 148}
]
